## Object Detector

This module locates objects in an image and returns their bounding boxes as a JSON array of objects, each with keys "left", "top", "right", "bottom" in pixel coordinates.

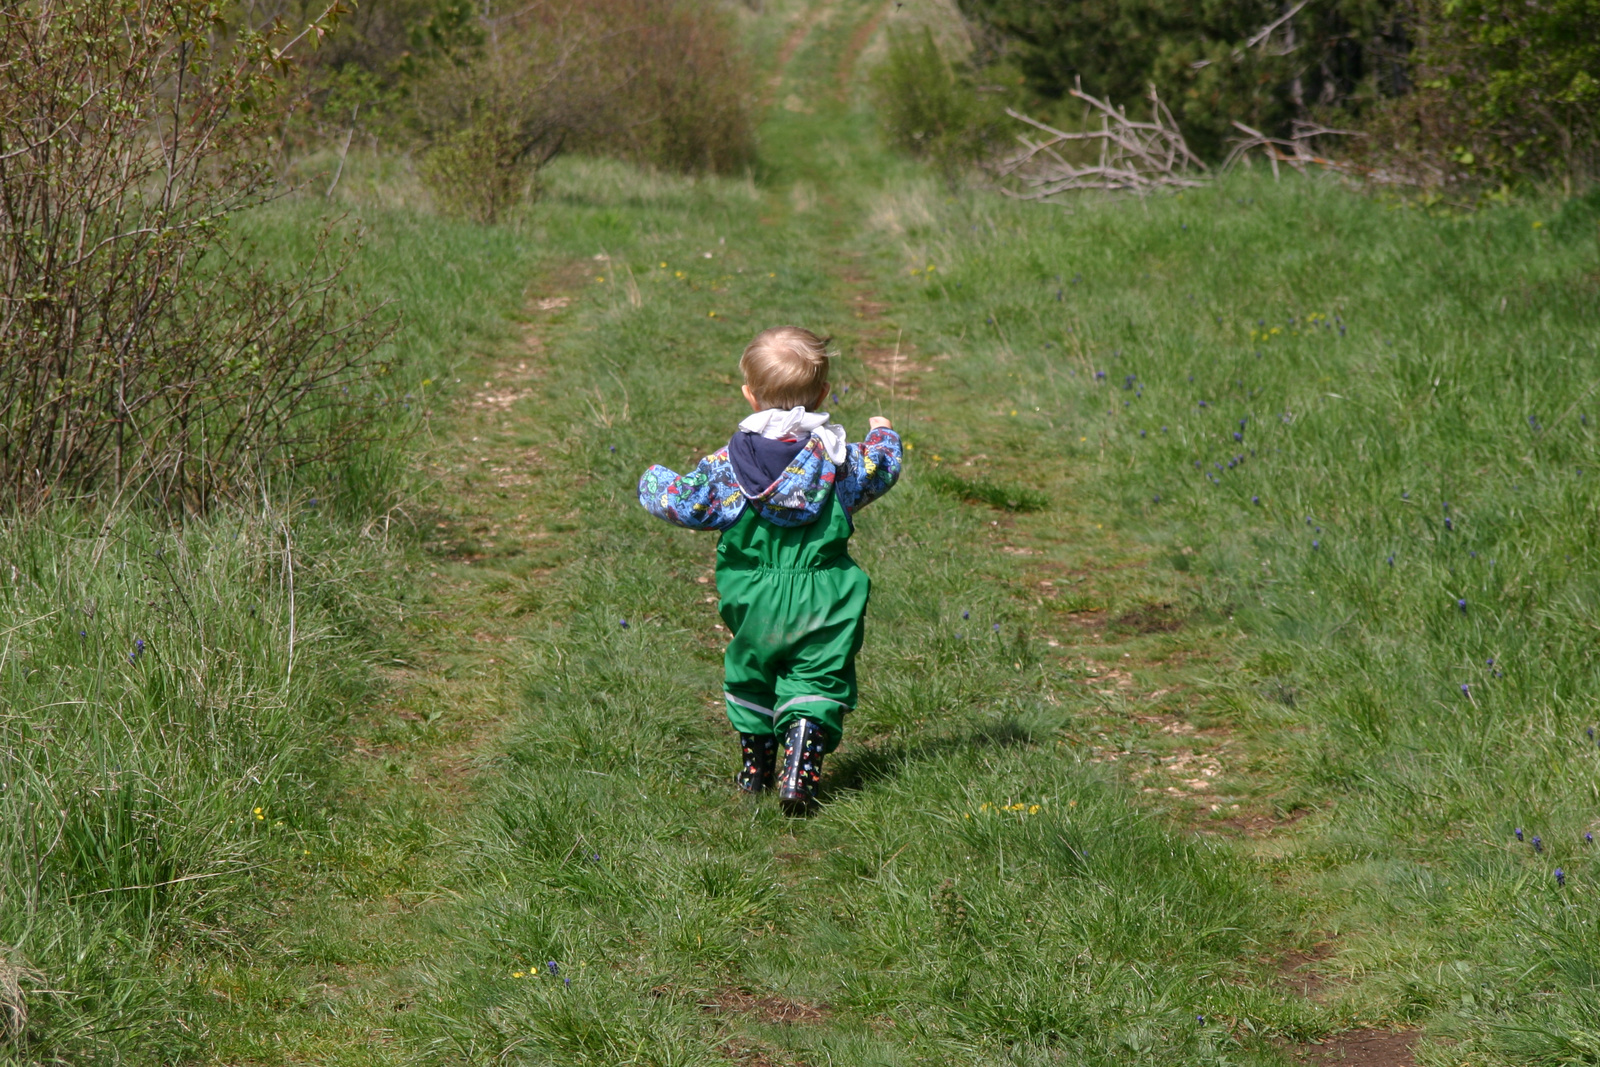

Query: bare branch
[{"left": 993, "top": 85, "right": 1205, "bottom": 202}]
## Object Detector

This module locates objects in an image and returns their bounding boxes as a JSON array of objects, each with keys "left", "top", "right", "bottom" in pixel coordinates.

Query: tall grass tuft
[{"left": 0, "top": 506, "right": 379, "bottom": 1058}]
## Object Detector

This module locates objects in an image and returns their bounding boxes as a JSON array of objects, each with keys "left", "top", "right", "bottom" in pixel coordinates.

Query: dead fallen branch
[
  {"left": 993, "top": 83, "right": 1206, "bottom": 200},
  {"left": 1223, "top": 119, "right": 1367, "bottom": 180}
]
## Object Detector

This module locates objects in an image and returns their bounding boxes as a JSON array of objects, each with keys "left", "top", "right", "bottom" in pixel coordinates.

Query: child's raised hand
[{"left": 868, "top": 416, "right": 893, "bottom": 430}]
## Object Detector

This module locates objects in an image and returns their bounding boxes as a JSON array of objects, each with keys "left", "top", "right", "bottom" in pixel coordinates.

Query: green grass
[
  {"left": 0, "top": 507, "right": 388, "bottom": 1060},
  {"left": 880, "top": 172, "right": 1600, "bottom": 1062},
  {"left": 9, "top": 0, "right": 1600, "bottom": 1063}
]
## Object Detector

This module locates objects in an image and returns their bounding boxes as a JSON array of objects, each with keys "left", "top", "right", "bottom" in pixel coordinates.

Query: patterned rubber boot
[
  {"left": 777, "top": 718, "right": 827, "bottom": 814},
  {"left": 736, "top": 733, "right": 777, "bottom": 794}
]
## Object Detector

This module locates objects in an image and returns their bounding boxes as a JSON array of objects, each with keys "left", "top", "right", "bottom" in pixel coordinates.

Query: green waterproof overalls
[{"left": 717, "top": 490, "right": 868, "bottom": 753}]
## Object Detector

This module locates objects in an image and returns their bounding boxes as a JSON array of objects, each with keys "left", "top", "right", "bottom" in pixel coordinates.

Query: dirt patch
[
  {"left": 1297, "top": 1030, "right": 1417, "bottom": 1067},
  {"left": 1209, "top": 804, "right": 1314, "bottom": 838},
  {"left": 704, "top": 989, "right": 829, "bottom": 1024},
  {"left": 1114, "top": 602, "right": 1184, "bottom": 634},
  {"left": 1276, "top": 943, "right": 1336, "bottom": 1000},
  {"left": 720, "top": 1039, "right": 785, "bottom": 1067}
]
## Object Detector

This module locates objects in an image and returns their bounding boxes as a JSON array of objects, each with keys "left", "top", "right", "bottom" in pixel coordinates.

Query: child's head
[{"left": 740, "top": 326, "right": 831, "bottom": 410}]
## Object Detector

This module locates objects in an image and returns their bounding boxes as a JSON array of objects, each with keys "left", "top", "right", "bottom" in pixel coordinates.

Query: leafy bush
[
  {"left": 411, "top": 0, "right": 754, "bottom": 221},
  {"left": 955, "top": 0, "right": 1409, "bottom": 160},
  {"left": 869, "top": 28, "right": 1004, "bottom": 177},
  {"left": 0, "top": 0, "right": 392, "bottom": 513},
  {"left": 955, "top": 0, "right": 1597, "bottom": 180},
  {"left": 1358, "top": 0, "right": 1600, "bottom": 185}
]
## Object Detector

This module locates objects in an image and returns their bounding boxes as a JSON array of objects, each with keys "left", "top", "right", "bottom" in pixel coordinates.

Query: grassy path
[
  {"left": 223, "top": 3, "right": 1308, "bottom": 1064},
  {"left": 208, "top": 2, "right": 1600, "bottom": 1065}
]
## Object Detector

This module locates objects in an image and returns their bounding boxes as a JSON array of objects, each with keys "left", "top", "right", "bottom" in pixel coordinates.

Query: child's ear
[
  {"left": 742, "top": 383, "right": 762, "bottom": 411},
  {"left": 814, "top": 381, "right": 830, "bottom": 408}
]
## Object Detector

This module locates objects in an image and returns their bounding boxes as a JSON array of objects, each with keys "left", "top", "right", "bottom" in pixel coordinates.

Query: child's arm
[
  {"left": 637, "top": 447, "right": 747, "bottom": 531},
  {"left": 835, "top": 420, "right": 902, "bottom": 516}
]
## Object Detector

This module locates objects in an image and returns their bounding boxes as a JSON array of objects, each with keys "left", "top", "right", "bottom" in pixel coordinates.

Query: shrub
[
  {"left": 580, "top": 0, "right": 755, "bottom": 174},
  {"left": 0, "top": 0, "right": 393, "bottom": 513},
  {"left": 411, "top": 0, "right": 754, "bottom": 221},
  {"left": 870, "top": 28, "right": 1003, "bottom": 177},
  {"left": 956, "top": 0, "right": 1597, "bottom": 180},
  {"left": 1358, "top": 0, "right": 1600, "bottom": 186},
  {"left": 955, "top": 0, "right": 1410, "bottom": 160}
]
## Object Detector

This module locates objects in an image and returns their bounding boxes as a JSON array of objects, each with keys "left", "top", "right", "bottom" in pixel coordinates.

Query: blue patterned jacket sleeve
[
  {"left": 637, "top": 447, "right": 747, "bottom": 531},
  {"left": 835, "top": 427, "right": 903, "bottom": 515}
]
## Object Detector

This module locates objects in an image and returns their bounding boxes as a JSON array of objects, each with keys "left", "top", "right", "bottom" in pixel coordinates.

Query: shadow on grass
[{"left": 816, "top": 718, "right": 1036, "bottom": 804}]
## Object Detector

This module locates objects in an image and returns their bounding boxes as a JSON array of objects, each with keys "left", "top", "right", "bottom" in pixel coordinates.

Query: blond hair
[{"left": 740, "top": 326, "right": 831, "bottom": 410}]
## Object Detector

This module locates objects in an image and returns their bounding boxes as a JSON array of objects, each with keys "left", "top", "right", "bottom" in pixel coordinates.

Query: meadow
[{"left": 4, "top": 0, "right": 1599, "bottom": 1064}]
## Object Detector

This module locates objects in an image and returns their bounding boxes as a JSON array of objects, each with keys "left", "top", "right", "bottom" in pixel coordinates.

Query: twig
[
  {"left": 890, "top": 328, "right": 901, "bottom": 427},
  {"left": 326, "top": 105, "right": 358, "bottom": 198},
  {"left": 1223, "top": 119, "right": 1364, "bottom": 178},
  {"left": 1244, "top": 0, "right": 1311, "bottom": 52},
  {"left": 994, "top": 84, "right": 1206, "bottom": 201}
]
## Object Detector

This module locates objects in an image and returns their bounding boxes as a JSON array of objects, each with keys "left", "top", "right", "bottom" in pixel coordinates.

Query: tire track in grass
[
  {"left": 760, "top": 0, "right": 836, "bottom": 112},
  {"left": 834, "top": 0, "right": 891, "bottom": 98},
  {"left": 364, "top": 259, "right": 594, "bottom": 807}
]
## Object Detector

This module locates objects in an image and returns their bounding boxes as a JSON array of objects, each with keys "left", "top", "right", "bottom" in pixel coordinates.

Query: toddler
[{"left": 637, "top": 326, "right": 902, "bottom": 812}]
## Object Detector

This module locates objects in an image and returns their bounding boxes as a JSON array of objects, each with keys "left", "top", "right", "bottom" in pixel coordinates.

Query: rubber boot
[
  {"left": 778, "top": 718, "right": 827, "bottom": 814},
  {"left": 736, "top": 733, "right": 777, "bottom": 794}
]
